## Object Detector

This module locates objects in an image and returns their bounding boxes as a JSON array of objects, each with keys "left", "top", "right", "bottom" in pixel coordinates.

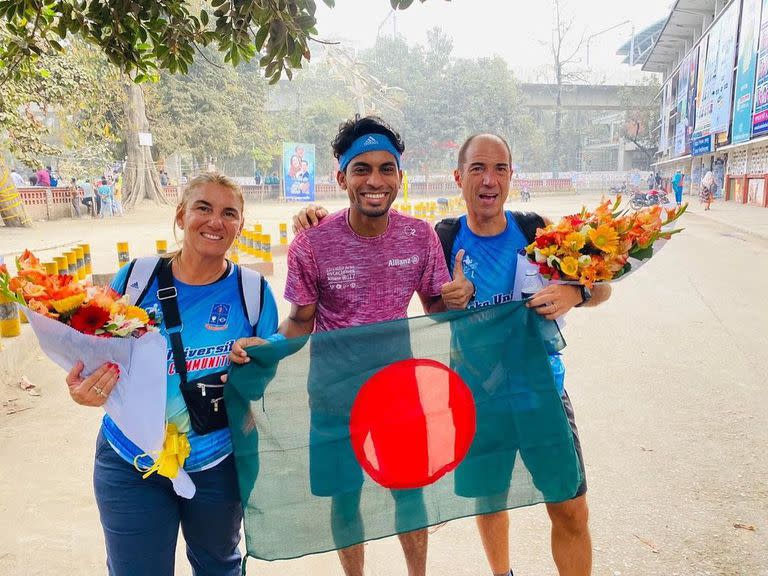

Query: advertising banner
[
  {"left": 694, "top": 36, "right": 711, "bottom": 138},
  {"left": 753, "top": 0, "right": 768, "bottom": 136},
  {"left": 685, "top": 53, "right": 699, "bottom": 153},
  {"left": 711, "top": 1, "right": 740, "bottom": 134},
  {"left": 674, "top": 61, "right": 690, "bottom": 156},
  {"left": 283, "top": 143, "right": 316, "bottom": 202},
  {"left": 732, "top": 0, "right": 764, "bottom": 142},
  {"left": 660, "top": 83, "right": 670, "bottom": 153}
]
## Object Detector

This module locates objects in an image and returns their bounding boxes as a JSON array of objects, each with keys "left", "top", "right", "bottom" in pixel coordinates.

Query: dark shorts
[{"left": 454, "top": 390, "right": 587, "bottom": 502}]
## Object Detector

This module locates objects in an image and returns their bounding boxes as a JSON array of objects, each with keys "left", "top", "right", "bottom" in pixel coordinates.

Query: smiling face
[
  {"left": 338, "top": 150, "right": 401, "bottom": 219},
  {"left": 454, "top": 135, "right": 512, "bottom": 226},
  {"left": 175, "top": 182, "right": 244, "bottom": 260}
]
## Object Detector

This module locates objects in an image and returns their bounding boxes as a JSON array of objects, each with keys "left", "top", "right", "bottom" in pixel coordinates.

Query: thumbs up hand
[{"left": 440, "top": 249, "right": 475, "bottom": 310}]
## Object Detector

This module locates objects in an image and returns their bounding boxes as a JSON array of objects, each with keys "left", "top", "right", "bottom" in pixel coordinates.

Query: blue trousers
[{"left": 93, "top": 431, "right": 242, "bottom": 576}]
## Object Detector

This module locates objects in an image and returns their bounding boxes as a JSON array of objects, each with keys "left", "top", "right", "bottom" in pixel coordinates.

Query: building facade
[{"left": 645, "top": 0, "right": 768, "bottom": 207}]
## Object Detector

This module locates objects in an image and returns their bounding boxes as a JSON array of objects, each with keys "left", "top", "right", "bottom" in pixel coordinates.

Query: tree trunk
[
  {"left": 0, "top": 159, "right": 31, "bottom": 227},
  {"left": 553, "top": 83, "right": 562, "bottom": 178},
  {"left": 122, "top": 79, "right": 170, "bottom": 209}
]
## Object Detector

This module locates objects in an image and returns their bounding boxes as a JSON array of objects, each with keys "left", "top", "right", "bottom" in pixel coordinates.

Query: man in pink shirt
[{"left": 231, "top": 115, "right": 473, "bottom": 576}]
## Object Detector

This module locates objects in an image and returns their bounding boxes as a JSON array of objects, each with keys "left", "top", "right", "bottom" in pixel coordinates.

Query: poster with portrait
[
  {"left": 710, "top": 1, "right": 740, "bottom": 134},
  {"left": 283, "top": 143, "right": 316, "bottom": 201},
  {"left": 753, "top": 0, "right": 768, "bottom": 136},
  {"left": 732, "top": 0, "right": 764, "bottom": 143}
]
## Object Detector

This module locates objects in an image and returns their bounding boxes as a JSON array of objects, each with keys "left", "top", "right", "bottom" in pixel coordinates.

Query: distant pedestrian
[
  {"left": 81, "top": 179, "right": 95, "bottom": 217},
  {"left": 11, "top": 168, "right": 25, "bottom": 187},
  {"left": 69, "top": 178, "right": 82, "bottom": 218},
  {"left": 647, "top": 172, "right": 655, "bottom": 190},
  {"left": 97, "top": 178, "right": 113, "bottom": 218},
  {"left": 113, "top": 173, "right": 124, "bottom": 216},
  {"left": 700, "top": 171, "right": 715, "bottom": 211},
  {"left": 35, "top": 166, "right": 50, "bottom": 187},
  {"left": 671, "top": 169, "right": 684, "bottom": 206}
]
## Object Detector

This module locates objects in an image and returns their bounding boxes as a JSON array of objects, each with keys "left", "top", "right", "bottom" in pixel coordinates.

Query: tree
[
  {"left": 0, "top": 0, "right": 439, "bottom": 217},
  {"left": 544, "top": 0, "right": 586, "bottom": 177},
  {"left": 619, "top": 78, "right": 661, "bottom": 169}
]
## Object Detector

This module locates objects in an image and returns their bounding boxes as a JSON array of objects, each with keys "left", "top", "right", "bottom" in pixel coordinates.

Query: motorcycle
[
  {"left": 609, "top": 182, "right": 627, "bottom": 195},
  {"left": 630, "top": 189, "right": 670, "bottom": 210}
]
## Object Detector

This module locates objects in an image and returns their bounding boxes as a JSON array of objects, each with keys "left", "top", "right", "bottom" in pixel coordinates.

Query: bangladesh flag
[{"left": 225, "top": 300, "right": 581, "bottom": 562}]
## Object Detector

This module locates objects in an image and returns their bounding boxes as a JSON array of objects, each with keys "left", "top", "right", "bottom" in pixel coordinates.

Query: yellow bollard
[
  {"left": 55, "top": 256, "right": 69, "bottom": 276},
  {"left": 228, "top": 244, "right": 240, "bottom": 264},
  {"left": 263, "top": 235, "right": 273, "bottom": 262},
  {"left": 0, "top": 293, "right": 21, "bottom": 337},
  {"left": 64, "top": 251, "right": 78, "bottom": 277},
  {"left": 255, "top": 235, "right": 263, "bottom": 260},
  {"left": 253, "top": 225, "right": 263, "bottom": 259},
  {"left": 44, "top": 262, "right": 58, "bottom": 275},
  {"left": 74, "top": 247, "right": 86, "bottom": 280},
  {"left": 243, "top": 231, "right": 254, "bottom": 255},
  {"left": 79, "top": 244, "right": 92, "bottom": 275},
  {"left": 156, "top": 240, "right": 168, "bottom": 255},
  {"left": 279, "top": 223, "right": 288, "bottom": 245},
  {"left": 117, "top": 242, "right": 130, "bottom": 268}
]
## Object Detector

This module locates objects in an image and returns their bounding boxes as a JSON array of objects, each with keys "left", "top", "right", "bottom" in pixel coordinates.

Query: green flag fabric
[{"left": 225, "top": 301, "right": 581, "bottom": 562}]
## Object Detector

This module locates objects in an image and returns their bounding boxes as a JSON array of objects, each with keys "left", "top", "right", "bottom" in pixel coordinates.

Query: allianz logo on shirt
[{"left": 388, "top": 255, "right": 419, "bottom": 267}]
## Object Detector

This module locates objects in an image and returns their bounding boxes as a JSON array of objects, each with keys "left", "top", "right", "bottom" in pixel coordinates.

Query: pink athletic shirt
[{"left": 285, "top": 209, "right": 451, "bottom": 332}]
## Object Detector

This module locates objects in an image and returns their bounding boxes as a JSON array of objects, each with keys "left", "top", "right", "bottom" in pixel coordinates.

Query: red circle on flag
[{"left": 349, "top": 358, "right": 476, "bottom": 490}]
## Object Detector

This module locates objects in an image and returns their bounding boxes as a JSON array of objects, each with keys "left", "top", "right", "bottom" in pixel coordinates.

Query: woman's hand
[
  {"left": 66, "top": 361, "right": 120, "bottom": 407},
  {"left": 228, "top": 337, "right": 268, "bottom": 365}
]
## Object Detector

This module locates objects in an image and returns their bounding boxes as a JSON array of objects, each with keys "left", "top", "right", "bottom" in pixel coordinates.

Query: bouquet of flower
[
  {"left": 1, "top": 250, "right": 194, "bottom": 497},
  {"left": 525, "top": 197, "right": 686, "bottom": 287},
  {"left": 0, "top": 249, "right": 156, "bottom": 337}
]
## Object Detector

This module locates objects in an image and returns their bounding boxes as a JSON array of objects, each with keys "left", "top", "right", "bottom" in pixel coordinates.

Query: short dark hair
[
  {"left": 457, "top": 133, "right": 512, "bottom": 169},
  {"left": 332, "top": 115, "right": 405, "bottom": 165}
]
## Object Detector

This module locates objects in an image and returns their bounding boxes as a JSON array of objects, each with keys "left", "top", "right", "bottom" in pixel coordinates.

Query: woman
[
  {"left": 65, "top": 172, "right": 279, "bottom": 575},
  {"left": 700, "top": 170, "right": 715, "bottom": 211}
]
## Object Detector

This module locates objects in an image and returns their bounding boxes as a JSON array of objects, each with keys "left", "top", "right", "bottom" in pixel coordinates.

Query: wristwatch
[{"left": 575, "top": 285, "right": 592, "bottom": 307}]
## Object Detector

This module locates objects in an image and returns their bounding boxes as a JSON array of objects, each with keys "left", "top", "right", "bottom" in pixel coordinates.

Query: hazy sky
[{"left": 315, "top": 0, "right": 674, "bottom": 83}]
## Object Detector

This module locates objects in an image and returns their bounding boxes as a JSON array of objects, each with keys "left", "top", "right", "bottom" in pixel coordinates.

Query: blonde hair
[{"left": 171, "top": 172, "right": 245, "bottom": 257}]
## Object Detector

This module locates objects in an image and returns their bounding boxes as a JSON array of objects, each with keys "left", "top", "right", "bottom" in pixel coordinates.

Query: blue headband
[{"left": 338, "top": 133, "right": 401, "bottom": 172}]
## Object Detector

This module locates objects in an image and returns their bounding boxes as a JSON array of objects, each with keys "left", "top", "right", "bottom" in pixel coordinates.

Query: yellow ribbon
[{"left": 133, "top": 423, "right": 191, "bottom": 480}]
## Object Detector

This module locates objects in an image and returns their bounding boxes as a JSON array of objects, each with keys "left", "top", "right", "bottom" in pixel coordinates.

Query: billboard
[
  {"left": 732, "top": 0, "right": 764, "bottom": 142},
  {"left": 753, "top": 0, "right": 768, "bottom": 136},
  {"left": 710, "top": 1, "right": 740, "bottom": 134},
  {"left": 695, "top": 32, "right": 715, "bottom": 138},
  {"left": 283, "top": 143, "right": 316, "bottom": 202},
  {"left": 674, "top": 58, "right": 691, "bottom": 156}
]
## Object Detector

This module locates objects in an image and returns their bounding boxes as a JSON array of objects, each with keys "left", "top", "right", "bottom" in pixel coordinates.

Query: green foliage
[
  {"left": 0, "top": 37, "right": 123, "bottom": 172},
  {"left": 0, "top": 0, "right": 439, "bottom": 88}
]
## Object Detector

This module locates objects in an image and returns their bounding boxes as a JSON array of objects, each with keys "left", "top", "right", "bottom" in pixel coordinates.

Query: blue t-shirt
[
  {"left": 448, "top": 212, "right": 565, "bottom": 394},
  {"left": 103, "top": 261, "right": 279, "bottom": 471}
]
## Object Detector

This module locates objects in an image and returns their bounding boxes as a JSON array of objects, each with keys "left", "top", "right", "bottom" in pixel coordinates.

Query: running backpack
[{"left": 434, "top": 211, "right": 545, "bottom": 266}]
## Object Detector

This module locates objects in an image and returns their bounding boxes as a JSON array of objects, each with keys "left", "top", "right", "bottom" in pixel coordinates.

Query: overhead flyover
[{"left": 519, "top": 84, "right": 655, "bottom": 111}]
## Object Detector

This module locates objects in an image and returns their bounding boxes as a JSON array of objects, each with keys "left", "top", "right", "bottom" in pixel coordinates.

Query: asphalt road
[{"left": 1, "top": 195, "right": 766, "bottom": 575}]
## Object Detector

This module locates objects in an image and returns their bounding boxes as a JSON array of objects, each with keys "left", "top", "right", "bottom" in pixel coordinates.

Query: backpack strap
[
  {"left": 509, "top": 211, "right": 546, "bottom": 244},
  {"left": 434, "top": 217, "right": 461, "bottom": 267},
  {"left": 122, "top": 256, "right": 162, "bottom": 306},
  {"left": 236, "top": 265, "right": 264, "bottom": 329}
]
